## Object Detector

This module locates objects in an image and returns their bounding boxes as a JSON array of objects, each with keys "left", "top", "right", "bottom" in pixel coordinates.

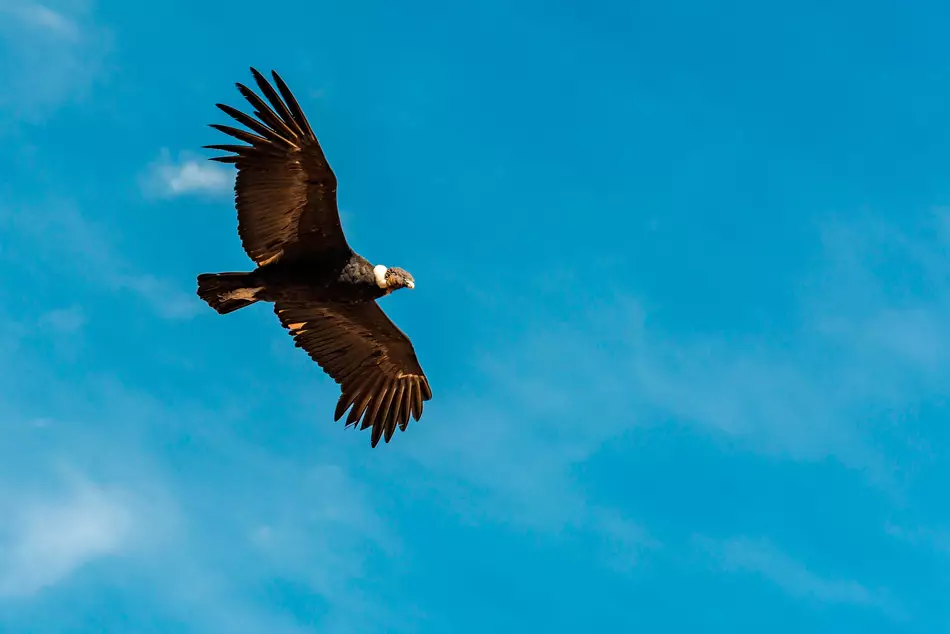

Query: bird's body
[
  {"left": 259, "top": 254, "right": 384, "bottom": 303},
  {"left": 206, "top": 252, "right": 386, "bottom": 307},
  {"left": 196, "top": 68, "right": 431, "bottom": 447}
]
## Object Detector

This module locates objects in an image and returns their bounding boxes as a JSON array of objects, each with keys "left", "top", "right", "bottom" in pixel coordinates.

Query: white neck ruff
[{"left": 373, "top": 264, "right": 388, "bottom": 288}]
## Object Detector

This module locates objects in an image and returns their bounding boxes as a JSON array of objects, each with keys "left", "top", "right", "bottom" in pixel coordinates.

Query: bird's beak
[{"left": 406, "top": 280, "right": 415, "bottom": 289}]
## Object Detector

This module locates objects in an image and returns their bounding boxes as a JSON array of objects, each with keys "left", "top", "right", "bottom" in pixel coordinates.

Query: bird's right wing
[
  {"left": 206, "top": 68, "right": 350, "bottom": 265},
  {"left": 274, "top": 299, "right": 433, "bottom": 447}
]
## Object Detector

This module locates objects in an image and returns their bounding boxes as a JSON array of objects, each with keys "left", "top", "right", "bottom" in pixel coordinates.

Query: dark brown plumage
[{"left": 196, "top": 67, "right": 431, "bottom": 447}]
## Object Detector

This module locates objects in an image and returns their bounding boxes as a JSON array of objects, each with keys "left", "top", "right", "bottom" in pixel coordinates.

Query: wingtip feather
[{"left": 333, "top": 394, "right": 349, "bottom": 422}]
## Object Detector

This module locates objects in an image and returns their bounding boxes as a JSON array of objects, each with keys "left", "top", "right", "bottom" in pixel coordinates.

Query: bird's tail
[{"left": 196, "top": 272, "right": 261, "bottom": 314}]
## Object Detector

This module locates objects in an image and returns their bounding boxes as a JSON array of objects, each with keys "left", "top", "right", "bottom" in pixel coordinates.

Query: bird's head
[{"left": 374, "top": 265, "right": 415, "bottom": 293}]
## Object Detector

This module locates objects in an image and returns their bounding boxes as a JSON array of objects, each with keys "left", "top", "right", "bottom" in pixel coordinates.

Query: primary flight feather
[{"left": 196, "top": 67, "right": 432, "bottom": 447}]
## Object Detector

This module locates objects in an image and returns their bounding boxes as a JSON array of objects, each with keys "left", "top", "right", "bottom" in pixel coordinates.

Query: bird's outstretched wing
[
  {"left": 274, "top": 299, "right": 432, "bottom": 446},
  {"left": 206, "top": 67, "right": 349, "bottom": 265}
]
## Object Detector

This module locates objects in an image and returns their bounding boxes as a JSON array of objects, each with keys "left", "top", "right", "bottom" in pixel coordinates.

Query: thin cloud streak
[
  {"left": 37, "top": 306, "right": 86, "bottom": 334},
  {"left": 885, "top": 522, "right": 950, "bottom": 556},
  {"left": 694, "top": 535, "right": 899, "bottom": 616},
  {"left": 0, "top": 1, "right": 80, "bottom": 39},
  {"left": 0, "top": 0, "right": 111, "bottom": 120},
  {"left": 0, "top": 201, "right": 200, "bottom": 320}
]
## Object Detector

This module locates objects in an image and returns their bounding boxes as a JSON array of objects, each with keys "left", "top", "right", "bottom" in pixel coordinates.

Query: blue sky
[{"left": 2, "top": 0, "right": 950, "bottom": 631}]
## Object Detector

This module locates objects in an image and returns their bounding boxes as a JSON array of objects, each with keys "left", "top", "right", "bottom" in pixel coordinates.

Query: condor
[{"left": 196, "top": 67, "right": 432, "bottom": 447}]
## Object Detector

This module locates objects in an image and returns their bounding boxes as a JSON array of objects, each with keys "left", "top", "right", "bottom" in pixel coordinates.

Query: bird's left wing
[
  {"left": 274, "top": 299, "right": 432, "bottom": 446},
  {"left": 205, "top": 68, "right": 350, "bottom": 265}
]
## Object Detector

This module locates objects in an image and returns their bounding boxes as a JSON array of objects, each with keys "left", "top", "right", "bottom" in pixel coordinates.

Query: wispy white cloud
[
  {"left": 885, "top": 522, "right": 950, "bottom": 556},
  {"left": 37, "top": 306, "right": 86, "bottom": 334},
  {"left": 114, "top": 273, "right": 201, "bottom": 320},
  {"left": 0, "top": 0, "right": 111, "bottom": 120},
  {"left": 140, "top": 150, "right": 234, "bottom": 199},
  {"left": 593, "top": 507, "right": 661, "bottom": 572},
  {"left": 627, "top": 320, "right": 883, "bottom": 470},
  {"left": 695, "top": 535, "right": 895, "bottom": 611},
  {"left": 2, "top": 1, "right": 80, "bottom": 39},
  {"left": 0, "top": 475, "right": 136, "bottom": 597}
]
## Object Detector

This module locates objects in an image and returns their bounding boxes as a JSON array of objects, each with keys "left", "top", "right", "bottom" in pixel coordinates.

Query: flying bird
[{"left": 196, "top": 67, "right": 432, "bottom": 447}]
